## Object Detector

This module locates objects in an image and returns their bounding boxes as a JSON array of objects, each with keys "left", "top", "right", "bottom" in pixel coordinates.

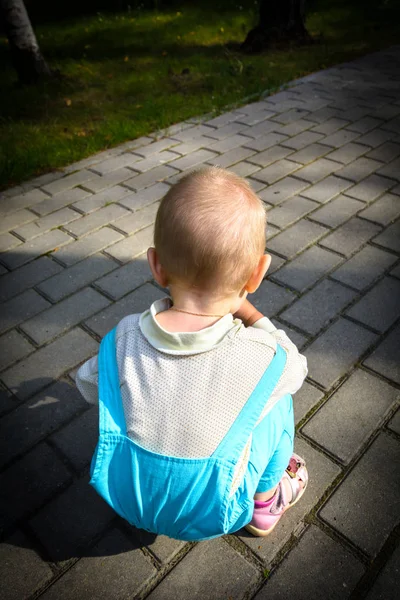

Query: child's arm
[
  {"left": 76, "top": 355, "right": 99, "bottom": 405},
  {"left": 234, "top": 299, "right": 307, "bottom": 397}
]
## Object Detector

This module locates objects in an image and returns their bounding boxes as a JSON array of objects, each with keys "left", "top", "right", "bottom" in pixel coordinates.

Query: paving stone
[
  {"left": 270, "top": 318, "right": 308, "bottom": 349},
  {"left": 229, "top": 161, "right": 261, "bottom": 178},
  {"left": 305, "top": 317, "right": 378, "bottom": 389},
  {"left": 145, "top": 536, "right": 187, "bottom": 564},
  {"left": 206, "top": 145, "right": 255, "bottom": 168},
  {"left": 65, "top": 204, "right": 129, "bottom": 238},
  {"left": 41, "top": 169, "right": 100, "bottom": 195},
  {"left": 21, "top": 287, "right": 110, "bottom": 345},
  {"left": 205, "top": 121, "right": 250, "bottom": 140},
  {"left": 326, "top": 142, "right": 370, "bottom": 164},
  {"left": 366, "top": 543, "right": 400, "bottom": 600},
  {"left": 104, "top": 225, "right": 153, "bottom": 263},
  {"left": 367, "top": 141, "right": 400, "bottom": 163},
  {"left": 268, "top": 219, "right": 327, "bottom": 260},
  {"left": 320, "top": 217, "right": 381, "bottom": 257},
  {"left": 266, "top": 196, "right": 317, "bottom": 228},
  {"left": 356, "top": 128, "right": 396, "bottom": 148},
  {"left": 0, "top": 232, "right": 22, "bottom": 252},
  {"left": 255, "top": 525, "right": 364, "bottom": 600},
  {"left": 377, "top": 156, "right": 400, "bottom": 181},
  {"left": 293, "top": 381, "right": 324, "bottom": 425},
  {"left": 32, "top": 187, "right": 91, "bottom": 217},
  {"left": 243, "top": 118, "right": 281, "bottom": 140},
  {"left": 0, "top": 208, "right": 37, "bottom": 234},
  {"left": 0, "top": 256, "right": 63, "bottom": 302},
  {"left": 310, "top": 194, "right": 364, "bottom": 227},
  {"left": 346, "top": 277, "right": 400, "bottom": 333},
  {"left": 243, "top": 132, "right": 289, "bottom": 152},
  {"left": 266, "top": 223, "right": 281, "bottom": 239},
  {"left": 303, "top": 106, "right": 340, "bottom": 123},
  {"left": 95, "top": 256, "right": 152, "bottom": 300},
  {"left": 171, "top": 124, "right": 215, "bottom": 142},
  {"left": 359, "top": 193, "right": 400, "bottom": 226},
  {"left": 303, "top": 369, "right": 398, "bottom": 464},
  {"left": 167, "top": 149, "right": 218, "bottom": 171},
  {"left": 0, "top": 530, "right": 53, "bottom": 600},
  {"left": 118, "top": 182, "right": 169, "bottom": 211},
  {"left": 252, "top": 159, "right": 301, "bottom": 185},
  {"left": 387, "top": 408, "right": 400, "bottom": 435},
  {"left": 246, "top": 145, "right": 293, "bottom": 168},
  {"left": 0, "top": 380, "right": 86, "bottom": 467},
  {"left": 390, "top": 262, "right": 400, "bottom": 278},
  {"left": 372, "top": 220, "right": 400, "bottom": 253},
  {"left": 148, "top": 538, "right": 258, "bottom": 600},
  {"left": 0, "top": 329, "right": 34, "bottom": 372},
  {"left": 336, "top": 157, "right": 382, "bottom": 183},
  {"left": 250, "top": 280, "right": 296, "bottom": 318},
  {"left": 52, "top": 227, "right": 124, "bottom": 267},
  {"left": 0, "top": 443, "right": 71, "bottom": 529},
  {"left": 113, "top": 202, "right": 159, "bottom": 235},
  {"left": 288, "top": 142, "right": 333, "bottom": 165},
  {"left": 81, "top": 167, "right": 136, "bottom": 193},
  {"left": 268, "top": 253, "right": 286, "bottom": 274},
  {"left": 294, "top": 158, "right": 341, "bottom": 183},
  {"left": 13, "top": 207, "right": 81, "bottom": 241},
  {"left": 130, "top": 150, "right": 180, "bottom": 173},
  {"left": 300, "top": 175, "right": 352, "bottom": 204},
  {"left": 88, "top": 152, "right": 142, "bottom": 175},
  {"left": 1, "top": 329, "right": 98, "bottom": 402},
  {"left": 132, "top": 138, "right": 179, "bottom": 158},
  {"left": 312, "top": 117, "right": 351, "bottom": 136},
  {"left": 272, "top": 118, "right": 313, "bottom": 138},
  {"left": 241, "top": 437, "right": 341, "bottom": 564},
  {"left": 344, "top": 174, "right": 396, "bottom": 202},
  {"left": 281, "top": 130, "right": 323, "bottom": 150},
  {"left": 0, "top": 264, "right": 7, "bottom": 275},
  {"left": 1, "top": 229, "right": 73, "bottom": 270},
  {"left": 206, "top": 111, "right": 242, "bottom": 127},
  {"left": 85, "top": 283, "right": 164, "bottom": 337},
  {"left": 347, "top": 116, "right": 383, "bottom": 134},
  {"left": 205, "top": 133, "right": 253, "bottom": 153},
  {"left": 320, "top": 433, "right": 400, "bottom": 556},
  {"left": 235, "top": 110, "right": 276, "bottom": 127},
  {"left": 273, "top": 245, "right": 343, "bottom": 292},
  {"left": 272, "top": 108, "right": 310, "bottom": 125},
  {"left": 51, "top": 407, "right": 98, "bottom": 472},
  {"left": 0, "top": 188, "right": 49, "bottom": 215},
  {"left": 72, "top": 185, "right": 131, "bottom": 214},
  {"left": 259, "top": 177, "right": 310, "bottom": 206},
  {"left": 364, "top": 324, "right": 400, "bottom": 385},
  {"left": 29, "top": 476, "right": 114, "bottom": 562},
  {"left": 331, "top": 245, "right": 397, "bottom": 291},
  {"left": 123, "top": 165, "right": 178, "bottom": 191},
  {"left": 281, "top": 279, "right": 356, "bottom": 336},
  {"left": 0, "top": 289, "right": 50, "bottom": 335},
  {"left": 41, "top": 528, "right": 156, "bottom": 600},
  {"left": 37, "top": 254, "right": 117, "bottom": 302}
]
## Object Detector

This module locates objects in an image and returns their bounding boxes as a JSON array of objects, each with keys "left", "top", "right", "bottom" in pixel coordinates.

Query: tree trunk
[
  {"left": 242, "top": 0, "right": 310, "bottom": 53},
  {"left": 1, "top": 0, "right": 52, "bottom": 83}
]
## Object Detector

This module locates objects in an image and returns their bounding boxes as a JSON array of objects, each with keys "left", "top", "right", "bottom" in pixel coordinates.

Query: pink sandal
[{"left": 245, "top": 453, "right": 308, "bottom": 537}]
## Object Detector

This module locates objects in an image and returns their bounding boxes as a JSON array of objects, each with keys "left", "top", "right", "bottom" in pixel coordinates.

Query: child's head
[{"left": 152, "top": 166, "right": 267, "bottom": 297}]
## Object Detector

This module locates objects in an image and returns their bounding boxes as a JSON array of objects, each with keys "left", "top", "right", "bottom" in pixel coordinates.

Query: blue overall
[{"left": 90, "top": 327, "right": 293, "bottom": 541}]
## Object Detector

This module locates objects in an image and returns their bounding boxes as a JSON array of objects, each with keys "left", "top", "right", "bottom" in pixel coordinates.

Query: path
[{"left": 1, "top": 47, "right": 400, "bottom": 600}]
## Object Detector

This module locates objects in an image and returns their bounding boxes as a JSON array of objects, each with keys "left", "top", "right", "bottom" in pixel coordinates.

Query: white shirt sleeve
[
  {"left": 76, "top": 355, "right": 99, "bottom": 405},
  {"left": 252, "top": 317, "right": 308, "bottom": 400}
]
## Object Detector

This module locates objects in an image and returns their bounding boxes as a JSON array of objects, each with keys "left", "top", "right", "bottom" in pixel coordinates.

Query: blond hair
[{"left": 154, "top": 167, "right": 266, "bottom": 295}]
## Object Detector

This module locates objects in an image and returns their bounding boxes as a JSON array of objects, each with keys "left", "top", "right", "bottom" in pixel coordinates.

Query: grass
[{"left": 1, "top": 0, "right": 399, "bottom": 189}]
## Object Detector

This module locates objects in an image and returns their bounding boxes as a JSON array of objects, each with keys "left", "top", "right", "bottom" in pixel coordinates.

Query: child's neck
[{"left": 155, "top": 287, "right": 242, "bottom": 333}]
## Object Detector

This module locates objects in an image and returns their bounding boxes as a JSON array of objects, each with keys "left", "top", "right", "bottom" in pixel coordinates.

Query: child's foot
[{"left": 245, "top": 454, "right": 308, "bottom": 537}]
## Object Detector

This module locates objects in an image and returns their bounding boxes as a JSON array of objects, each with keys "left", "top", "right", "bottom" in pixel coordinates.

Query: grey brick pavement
[{"left": 1, "top": 47, "right": 400, "bottom": 600}]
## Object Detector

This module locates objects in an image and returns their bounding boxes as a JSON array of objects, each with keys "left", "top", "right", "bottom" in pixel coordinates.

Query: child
[{"left": 76, "top": 166, "right": 308, "bottom": 540}]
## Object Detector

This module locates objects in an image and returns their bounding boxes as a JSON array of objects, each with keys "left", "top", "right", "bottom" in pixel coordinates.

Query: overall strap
[
  {"left": 98, "top": 327, "right": 127, "bottom": 436},
  {"left": 213, "top": 345, "right": 287, "bottom": 459}
]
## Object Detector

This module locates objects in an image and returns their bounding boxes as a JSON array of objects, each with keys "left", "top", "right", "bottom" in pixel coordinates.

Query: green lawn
[{"left": 1, "top": 0, "right": 399, "bottom": 189}]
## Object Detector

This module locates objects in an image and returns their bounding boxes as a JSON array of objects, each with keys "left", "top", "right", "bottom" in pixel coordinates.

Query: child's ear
[
  {"left": 245, "top": 254, "right": 271, "bottom": 293},
  {"left": 147, "top": 248, "right": 169, "bottom": 288}
]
